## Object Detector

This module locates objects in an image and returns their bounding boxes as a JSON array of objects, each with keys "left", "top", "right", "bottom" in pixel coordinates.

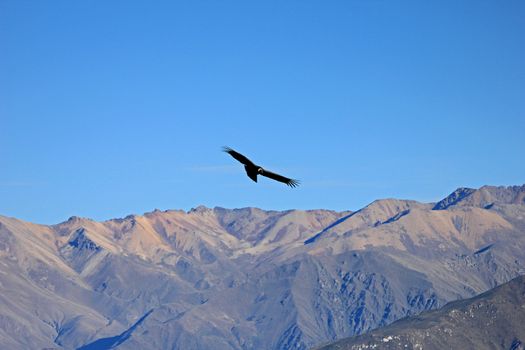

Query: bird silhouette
[{"left": 223, "top": 147, "right": 300, "bottom": 188}]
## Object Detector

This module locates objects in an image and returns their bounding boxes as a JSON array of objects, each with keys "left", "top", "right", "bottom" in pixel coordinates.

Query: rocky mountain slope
[
  {"left": 0, "top": 184, "right": 524, "bottom": 349},
  {"left": 317, "top": 274, "right": 525, "bottom": 350}
]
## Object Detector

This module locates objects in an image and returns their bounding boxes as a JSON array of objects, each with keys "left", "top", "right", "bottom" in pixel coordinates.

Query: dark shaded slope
[
  {"left": 78, "top": 309, "right": 153, "bottom": 350},
  {"left": 317, "top": 275, "right": 525, "bottom": 350}
]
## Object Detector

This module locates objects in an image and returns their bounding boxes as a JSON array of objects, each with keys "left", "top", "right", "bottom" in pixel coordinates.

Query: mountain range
[{"left": 0, "top": 184, "right": 524, "bottom": 349}]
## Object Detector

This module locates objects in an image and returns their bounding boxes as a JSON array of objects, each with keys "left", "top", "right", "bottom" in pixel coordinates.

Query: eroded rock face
[{"left": 0, "top": 184, "right": 524, "bottom": 349}]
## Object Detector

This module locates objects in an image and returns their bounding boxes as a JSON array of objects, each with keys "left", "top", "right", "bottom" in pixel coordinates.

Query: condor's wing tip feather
[
  {"left": 287, "top": 179, "right": 300, "bottom": 188},
  {"left": 222, "top": 146, "right": 234, "bottom": 153}
]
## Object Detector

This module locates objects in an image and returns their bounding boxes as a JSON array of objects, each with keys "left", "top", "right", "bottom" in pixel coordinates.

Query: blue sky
[{"left": 1, "top": 0, "right": 524, "bottom": 224}]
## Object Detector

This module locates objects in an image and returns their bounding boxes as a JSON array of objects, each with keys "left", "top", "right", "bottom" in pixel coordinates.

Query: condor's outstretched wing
[
  {"left": 222, "top": 147, "right": 256, "bottom": 167},
  {"left": 260, "top": 168, "right": 300, "bottom": 188}
]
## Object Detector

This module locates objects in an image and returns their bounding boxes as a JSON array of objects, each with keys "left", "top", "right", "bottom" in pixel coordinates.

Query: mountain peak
[
  {"left": 433, "top": 184, "right": 525, "bottom": 210},
  {"left": 188, "top": 205, "right": 212, "bottom": 214},
  {"left": 433, "top": 187, "right": 476, "bottom": 210},
  {"left": 65, "top": 215, "right": 93, "bottom": 224}
]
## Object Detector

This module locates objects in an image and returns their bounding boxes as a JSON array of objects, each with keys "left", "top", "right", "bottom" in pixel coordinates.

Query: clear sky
[{"left": 1, "top": 0, "right": 524, "bottom": 224}]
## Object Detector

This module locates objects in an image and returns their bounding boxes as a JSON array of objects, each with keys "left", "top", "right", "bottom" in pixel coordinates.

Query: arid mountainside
[
  {"left": 317, "top": 274, "right": 525, "bottom": 350},
  {"left": 0, "top": 185, "right": 524, "bottom": 349}
]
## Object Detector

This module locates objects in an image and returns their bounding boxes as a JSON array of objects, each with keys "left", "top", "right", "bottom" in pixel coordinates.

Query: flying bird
[{"left": 223, "top": 147, "right": 300, "bottom": 188}]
